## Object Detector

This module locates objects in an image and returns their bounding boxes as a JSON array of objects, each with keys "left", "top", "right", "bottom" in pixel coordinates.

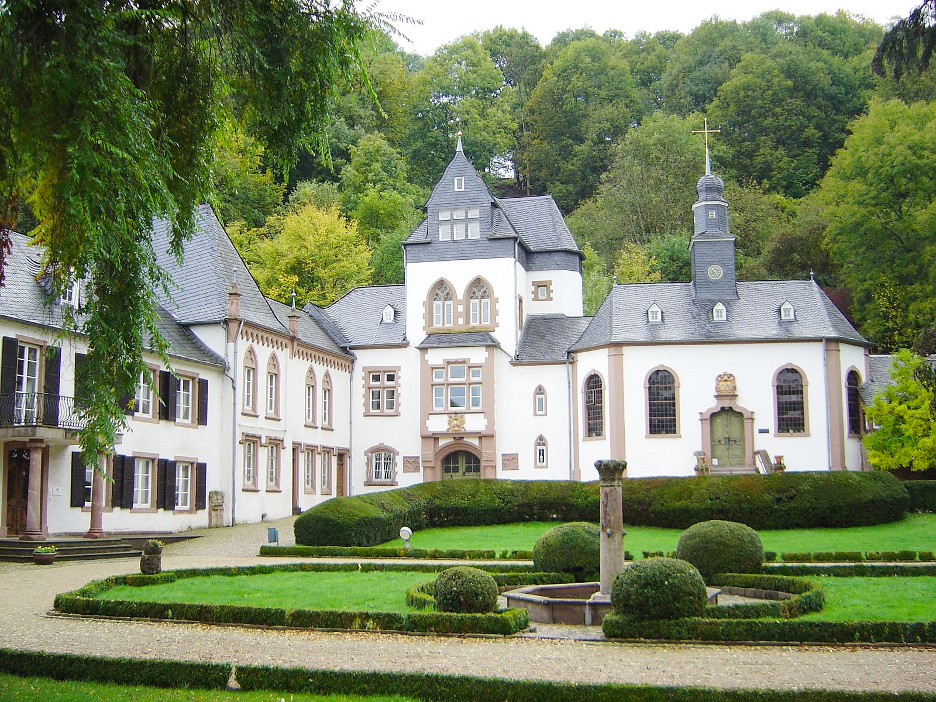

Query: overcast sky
[{"left": 382, "top": 0, "right": 915, "bottom": 57}]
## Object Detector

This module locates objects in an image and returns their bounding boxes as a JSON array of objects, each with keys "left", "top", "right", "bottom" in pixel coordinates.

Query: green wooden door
[
  {"left": 441, "top": 451, "right": 481, "bottom": 479},
  {"left": 711, "top": 409, "right": 744, "bottom": 467}
]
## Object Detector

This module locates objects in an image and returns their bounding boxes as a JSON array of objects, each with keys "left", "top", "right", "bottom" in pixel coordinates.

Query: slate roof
[
  {"left": 516, "top": 315, "right": 590, "bottom": 363},
  {"left": 496, "top": 196, "right": 581, "bottom": 254},
  {"left": 417, "top": 332, "right": 500, "bottom": 349},
  {"left": 0, "top": 231, "right": 222, "bottom": 367},
  {"left": 267, "top": 299, "right": 351, "bottom": 359},
  {"left": 572, "top": 280, "right": 868, "bottom": 350},
  {"left": 860, "top": 355, "right": 895, "bottom": 404},
  {"left": 324, "top": 285, "right": 406, "bottom": 348}
]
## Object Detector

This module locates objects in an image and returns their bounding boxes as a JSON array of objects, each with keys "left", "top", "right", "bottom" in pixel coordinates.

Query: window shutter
[
  {"left": 165, "top": 461, "right": 177, "bottom": 511},
  {"left": 43, "top": 346, "right": 61, "bottom": 426},
  {"left": 167, "top": 375, "right": 177, "bottom": 421},
  {"left": 121, "top": 455, "right": 135, "bottom": 508},
  {"left": 156, "top": 458, "right": 168, "bottom": 509},
  {"left": 1, "top": 337, "right": 16, "bottom": 398},
  {"left": 195, "top": 462, "right": 207, "bottom": 510},
  {"left": 197, "top": 378, "right": 208, "bottom": 426},
  {"left": 158, "top": 371, "right": 171, "bottom": 420},
  {"left": 70, "top": 452, "right": 87, "bottom": 508},
  {"left": 74, "top": 353, "right": 87, "bottom": 409},
  {"left": 112, "top": 454, "right": 124, "bottom": 508}
]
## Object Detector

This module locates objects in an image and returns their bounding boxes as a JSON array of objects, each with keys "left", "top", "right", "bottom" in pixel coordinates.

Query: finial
[
  {"left": 692, "top": 118, "right": 721, "bottom": 176},
  {"left": 809, "top": 269, "right": 815, "bottom": 281},
  {"left": 290, "top": 288, "right": 296, "bottom": 310},
  {"left": 612, "top": 274, "right": 618, "bottom": 286},
  {"left": 455, "top": 131, "right": 463, "bottom": 153}
]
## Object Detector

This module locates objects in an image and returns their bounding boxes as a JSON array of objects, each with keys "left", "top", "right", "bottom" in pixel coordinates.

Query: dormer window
[
  {"left": 438, "top": 210, "right": 451, "bottom": 241},
  {"left": 61, "top": 279, "right": 80, "bottom": 308},
  {"left": 712, "top": 302, "right": 727, "bottom": 322},
  {"left": 454, "top": 176, "right": 465, "bottom": 191},
  {"left": 780, "top": 301, "right": 795, "bottom": 321},
  {"left": 438, "top": 207, "right": 480, "bottom": 241},
  {"left": 647, "top": 304, "right": 662, "bottom": 324},
  {"left": 382, "top": 305, "right": 395, "bottom": 323}
]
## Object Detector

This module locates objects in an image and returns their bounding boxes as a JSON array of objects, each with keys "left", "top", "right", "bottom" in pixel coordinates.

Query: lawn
[
  {"left": 798, "top": 576, "right": 936, "bottom": 622},
  {"left": 0, "top": 675, "right": 412, "bottom": 702},
  {"left": 376, "top": 513, "right": 936, "bottom": 555},
  {"left": 99, "top": 571, "right": 432, "bottom": 613}
]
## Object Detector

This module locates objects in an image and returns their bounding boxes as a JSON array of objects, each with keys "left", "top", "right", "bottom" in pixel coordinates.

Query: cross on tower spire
[{"left": 692, "top": 118, "right": 721, "bottom": 175}]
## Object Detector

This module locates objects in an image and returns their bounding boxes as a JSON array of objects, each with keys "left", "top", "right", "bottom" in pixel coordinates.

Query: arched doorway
[
  {"left": 711, "top": 409, "right": 744, "bottom": 467},
  {"left": 441, "top": 450, "right": 481, "bottom": 480}
]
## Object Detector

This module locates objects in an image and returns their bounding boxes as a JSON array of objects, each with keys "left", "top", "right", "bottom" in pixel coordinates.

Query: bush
[
  {"left": 676, "top": 520, "right": 763, "bottom": 582},
  {"left": 293, "top": 473, "right": 908, "bottom": 547},
  {"left": 531, "top": 522, "right": 599, "bottom": 580},
  {"left": 433, "top": 567, "right": 498, "bottom": 614},
  {"left": 610, "top": 558, "right": 707, "bottom": 621},
  {"left": 905, "top": 480, "right": 936, "bottom": 512}
]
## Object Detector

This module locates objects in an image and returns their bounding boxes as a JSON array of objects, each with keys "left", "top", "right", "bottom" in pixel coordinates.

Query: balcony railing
[{"left": 0, "top": 392, "right": 86, "bottom": 431}]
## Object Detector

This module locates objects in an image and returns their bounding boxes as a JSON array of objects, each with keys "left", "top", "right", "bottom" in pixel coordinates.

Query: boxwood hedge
[
  {"left": 905, "top": 480, "right": 936, "bottom": 512},
  {"left": 294, "top": 473, "right": 908, "bottom": 546}
]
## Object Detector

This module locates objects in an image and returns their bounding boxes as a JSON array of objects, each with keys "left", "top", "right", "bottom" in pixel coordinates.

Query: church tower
[{"left": 690, "top": 123, "right": 738, "bottom": 301}]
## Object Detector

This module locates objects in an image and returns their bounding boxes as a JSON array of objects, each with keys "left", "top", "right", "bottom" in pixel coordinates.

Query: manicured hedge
[
  {"left": 764, "top": 563, "right": 936, "bottom": 577},
  {"left": 406, "top": 572, "right": 576, "bottom": 609},
  {"left": 53, "top": 564, "right": 532, "bottom": 636},
  {"left": 705, "top": 574, "right": 825, "bottom": 620},
  {"left": 905, "top": 480, "right": 936, "bottom": 512},
  {"left": 294, "top": 473, "right": 908, "bottom": 547},
  {"left": 3, "top": 649, "right": 933, "bottom": 702},
  {"left": 260, "top": 545, "right": 501, "bottom": 559}
]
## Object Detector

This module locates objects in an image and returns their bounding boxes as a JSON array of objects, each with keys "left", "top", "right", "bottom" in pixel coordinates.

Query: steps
[{"left": 0, "top": 537, "right": 140, "bottom": 562}]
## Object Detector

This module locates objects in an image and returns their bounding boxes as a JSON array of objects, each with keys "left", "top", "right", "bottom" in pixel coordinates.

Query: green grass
[
  {"left": 376, "top": 514, "right": 936, "bottom": 556},
  {"left": 0, "top": 674, "right": 411, "bottom": 701},
  {"left": 800, "top": 576, "right": 936, "bottom": 622},
  {"left": 99, "top": 571, "right": 432, "bottom": 613}
]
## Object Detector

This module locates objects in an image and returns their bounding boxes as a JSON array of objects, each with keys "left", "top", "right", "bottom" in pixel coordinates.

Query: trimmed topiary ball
[
  {"left": 433, "top": 566, "right": 498, "bottom": 613},
  {"left": 676, "top": 519, "right": 764, "bottom": 582},
  {"left": 611, "top": 558, "right": 707, "bottom": 621},
  {"left": 532, "top": 522, "right": 600, "bottom": 580}
]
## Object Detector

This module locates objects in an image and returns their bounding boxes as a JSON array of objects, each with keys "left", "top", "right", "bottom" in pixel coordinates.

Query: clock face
[{"left": 707, "top": 264, "right": 724, "bottom": 280}]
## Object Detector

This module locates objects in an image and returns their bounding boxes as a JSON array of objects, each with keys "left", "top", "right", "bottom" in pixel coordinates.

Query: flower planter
[{"left": 32, "top": 552, "right": 56, "bottom": 565}]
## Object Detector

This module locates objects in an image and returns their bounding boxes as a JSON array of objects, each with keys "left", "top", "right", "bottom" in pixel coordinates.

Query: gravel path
[{"left": 1, "top": 517, "right": 934, "bottom": 695}]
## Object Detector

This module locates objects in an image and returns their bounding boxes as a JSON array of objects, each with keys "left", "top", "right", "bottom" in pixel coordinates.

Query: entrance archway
[
  {"left": 441, "top": 450, "right": 481, "bottom": 480},
  {"left": 711, "top": 409, "right": 744, "bottom": 467}
]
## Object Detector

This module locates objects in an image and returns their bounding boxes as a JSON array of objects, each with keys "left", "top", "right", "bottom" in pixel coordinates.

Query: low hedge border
[
  {"left": 53, "top": 564, "right": 533, "bottom": 636},
  {"left": 905, "top": 480, "right": 936, "bottom": 512},
  {"left": 778, "top": 551, "right": 935, "bottom": 563},
  {"left": 261, "top": 545, "right": 508, "bottom": 559},
  {"left": 704, "top": 574, "right": 824, "bottom": 620},
  {"left": 406, "top": 572, "right": 576, "bottom": 610},
  {"left": 764, "top": 563, "right": 936, "bottom": 577},
  {"left": 3, "top": 649, "right": 933, "bottom": 702}
]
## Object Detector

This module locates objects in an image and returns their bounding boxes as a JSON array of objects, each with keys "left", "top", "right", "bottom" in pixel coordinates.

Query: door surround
[{"left": 699, "top": 373, "right": 755, "bottom": 469}]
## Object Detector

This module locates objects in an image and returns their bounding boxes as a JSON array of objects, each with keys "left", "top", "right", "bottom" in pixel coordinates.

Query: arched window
[
  {"left": 846, "top": 370, "right": 862, "bottom": 435},
  {"left": 647, "top": 369, "right": 677, "bottom": 435},
  {"left": 365, "top": 445, "right": 398, "bottom": 485},
  {"left": 431, "top": 282, "right": 454, "bottom": 327},
  {"left": 776, "top": 367, "right": 805, "bottom": 434},
  {"left": 534, "top": 385, "right": 547, "bottom": 415},
  {"left": 321, "top": 372, "right": 333, "bottom": 428},
  {"left": 534, "top": 435, "right": 548, "bottom": 468},
  {"left": 584, "top": 373, "right": 603, "bottom": 438},
  {"left": 266, "top": 353, "right": 280, "bottom": 418},
  {"left": 305, "top": 367, "right": 317, "bottom": 426},
  {"left": 242, "top": 348, "right": 257, "bottom": 414},
  {"left": 467, "top": 280, "right": 491, "bottom": 326}
]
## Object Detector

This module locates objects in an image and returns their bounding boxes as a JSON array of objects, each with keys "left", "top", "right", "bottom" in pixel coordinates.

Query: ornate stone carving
[
  {"left": 447, "top": 413, "right": 465, "bottom": 432},
  {"left": 482, "top": 451, "right": 494, "bottom": 462},
  {"left": 502, "top": 453, "right": 519, "bottom": 471},
  {"left": 715, "top": 372, "right": 737, "bottom": 396},
  {"left": 402, "top": 456, "right": 420, "bottom": 473},
  {"left": 421, "top": 452, "right": 434, "bottom": 463}
]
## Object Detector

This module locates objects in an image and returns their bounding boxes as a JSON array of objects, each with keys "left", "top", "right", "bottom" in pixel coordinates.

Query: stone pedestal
[
  {"left": 594, "top": 459, "right": 627, "bottom": 596},
  {"left": 209, "top": 491, "right": 225, "bottom": 527}
]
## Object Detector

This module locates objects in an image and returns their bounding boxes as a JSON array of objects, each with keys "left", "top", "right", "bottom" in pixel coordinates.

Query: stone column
[
  {"left": 84, "top": 453, "right": 106, "bottom": 539},
  {"left": 595, "top": 459, "right": 627, "bottom": 597},
  {"left": 21, "top": 440, "right": 45, "bottom": 541}
]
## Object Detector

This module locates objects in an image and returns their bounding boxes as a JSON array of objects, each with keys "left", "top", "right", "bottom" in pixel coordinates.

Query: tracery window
[
  {"left": 584, "top": 373, "right": 604, "bottom": 438},
  {"left": 432, "top": 282, "right": 454, "bottom": 327},
  {"left": 468, "top": 280, "right": 491, "bottom": 326},
  {"left": 846, "top": 370, "right": 862, "bottom": 436},
  {"left": 647, "top": 369, "right": 677, "bottom": 435},
  {"left": 776, "top": 367, "right": 806, "bottom": 434}
]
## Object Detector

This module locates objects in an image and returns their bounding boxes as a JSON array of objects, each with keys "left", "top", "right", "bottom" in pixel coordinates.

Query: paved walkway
[{"left": 1, "top": 518, "right": 934, "bottom": 694}]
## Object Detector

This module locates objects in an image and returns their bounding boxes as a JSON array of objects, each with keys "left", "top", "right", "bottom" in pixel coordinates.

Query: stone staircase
[{"left": 0, "top": 537, "right": 141, "bottom": 562}]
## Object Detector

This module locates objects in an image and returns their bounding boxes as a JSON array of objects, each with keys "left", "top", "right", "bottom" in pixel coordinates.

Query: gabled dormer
[{"left": 426, "top": 136, "right": 495, "bottom": 246}]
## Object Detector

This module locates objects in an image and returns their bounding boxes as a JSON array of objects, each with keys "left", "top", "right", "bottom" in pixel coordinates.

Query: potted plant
[
  {"left": 143, "top": 539, "right": 164, "bottom": 555},
  {"left": 32, "top": 544, "right": 57, "bottom": 565}
]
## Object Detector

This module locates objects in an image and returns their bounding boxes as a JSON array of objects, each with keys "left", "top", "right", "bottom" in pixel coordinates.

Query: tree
[
  {"left": 818, "top": 99, "right": 936, "bottom": 350},
  {"left": 248, "top": 204, "right": 373, "bottom": 307},
  {"left": 0, "top": 0, "right": 379, "bottom": 464},
  {"left": 873, "top": 0, "right": 936, "bottom": 81},
  {"left": 581, "top": 244, "right": 612, "bottom": 316},
  {"left": 212, "top": 128, "right": 285, "bottom": 229},
  {"left": 863, "top": 350, "right": 936, "bottom": 471}
]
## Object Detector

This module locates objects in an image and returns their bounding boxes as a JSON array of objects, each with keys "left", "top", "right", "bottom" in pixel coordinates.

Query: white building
[{"left": 0, "top": 141, "right": 873, "bottom": 538}]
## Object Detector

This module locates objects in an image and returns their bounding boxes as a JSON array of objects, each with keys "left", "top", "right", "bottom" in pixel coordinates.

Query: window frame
[
  {"left": 534, "top": 385, "right": 547, "bottom": 415},
  {"left": 321, "top": 373, "right": 333, "bottom": 429},
  {"left": 134, "top": 367, "right": 158, "bottom": 421},
  {"left": 583, "top": 373, "right": 604, "bottom": 439},
  {"left": 131, "top": 455, "right": 156, "bottom": 510},
  {"left": 646, "top": 367, "right": 679, "bottom": 437},
  {"left": 242, "top": 348, "right": 258, "bottom": 416},
  {"left": 265, "top": 353, "right": 280, "bottom": 420},
  {"left": 265, "top": 439, "right": 281, "bottom": 491},
  {"left": 534, "top": 435, "right": 548, "bottom": 469},
  {"left": 242, "top": 435, "right": 260, "bottom": 491},
  {"left": 364, "top": 367, "right": 400, "bottom": 416},
  {"left": 304, "top": 367, "right": 317, "bottom": 427},
  {"left": 320, "top": 449, "right": 332, "bottom": 495},
  {"left": 846, "top": 369, "right": 862, "bottom": 436},
  {"left": 174, "top": 460, "right": 193, "bottom": 511},
  {"left": 430, "top": 360, "right": 483, "bottom": 413},
  {"left": 303, "top": 447, "right": 316, "bottom": 494},
  {"left": 175, "top": 374, "right": 195, "bottom": 426},
  {"left": 712, "top": 302, "right": 727, "bottom": 322},
  {"left": 365, "top": 445, "right": 398, "bottom": 486},
  {"left": 774, "top": 366, "right": 808, "bottom": 435}
]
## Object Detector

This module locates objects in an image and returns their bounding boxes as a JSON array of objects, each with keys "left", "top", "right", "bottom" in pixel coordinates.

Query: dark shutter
[
  {"left": 195, "top": 462, "right": 207, "bottom": 510},
  {"left": 158, "top": 370, "right": 171, "bottom": 420},
  {"left": 165, "top": 461, "right": 177, "bottom": 511},
  {"left": 156, "top": 458, "right": 168, "bottom": 509},
  {"left": 167, "top": 375, "right": 177, "bottom": 421},
  {"left": 1, "top": 338, "right": 17, "bottom": 411},
  {"left": 197, "top": 378, "right": 208, "bottom": 426},
  {"left": 112, "top": 454, "right": 124, "bottom": 508},
  {"left": 119, "top": 389, "right": 133, "bottom": 415},
  {"left": 70, "top": 452, "right": 87, "bottom": 508},
  {"left": 43, "top": 346, "right": 61, "bottom": 426},
  {"left": 121, "top": 455, "right": 135, "bottom": 508},
  {"left": 74, "top": 353, "right": 87, "bottom": 409}
]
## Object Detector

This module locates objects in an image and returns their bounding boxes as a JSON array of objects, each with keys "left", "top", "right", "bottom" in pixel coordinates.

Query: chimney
[{"left": 227, "top": 281, "right": 241, "bottom": 319}]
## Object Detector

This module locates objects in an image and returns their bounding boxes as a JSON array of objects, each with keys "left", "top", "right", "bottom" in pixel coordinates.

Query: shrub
[
  {"left": 293, "top": 473, "right": 908, "bottom": 547},
  {"left": 531, "top": 522, "right": 599, "bottom": 580},
  {"left": 676, "top": 520, "right": 763, "bottom": 581},
  {"left": 433, "top": 567, "right": 498, "bottom": 614},
  {"left": 610, "top": 558, "right": 707, "bottom": 621},
  {"left": 905, "top": 480, "right": 936, "bottom": 512}
]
